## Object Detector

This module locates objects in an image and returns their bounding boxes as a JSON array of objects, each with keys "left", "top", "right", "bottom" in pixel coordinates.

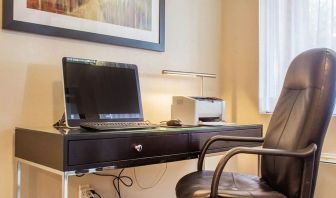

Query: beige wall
[
  {"left": 0, "top": 0, "right": 226, "bottom": 197},
  {"left": 221, "top": 0, "right": 270, "bottom": 127},
  {"left": 221, "top": 0, "right": 336, "bottom": 198}
]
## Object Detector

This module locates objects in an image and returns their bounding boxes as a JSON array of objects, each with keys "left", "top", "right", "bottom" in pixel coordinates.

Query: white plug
[{"left": 79, "top": 184, "right": 94, "bottom": 198}]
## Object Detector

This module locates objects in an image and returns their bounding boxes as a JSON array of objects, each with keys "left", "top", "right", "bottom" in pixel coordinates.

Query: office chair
[{"left": 175, "top": 48, "right": 336, "bottom": 198}]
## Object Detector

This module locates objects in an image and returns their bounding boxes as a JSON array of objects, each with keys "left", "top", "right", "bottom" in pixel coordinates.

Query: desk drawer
[
  {"left": 68, "top": 134, "right": 189, "bottom": 166},
  {"left": 190, "top": 128, "right": 262, "bottom": 152}
]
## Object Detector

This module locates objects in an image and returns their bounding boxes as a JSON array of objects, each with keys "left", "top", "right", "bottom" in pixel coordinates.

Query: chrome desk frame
[
  {"left": 15, "top": 125, "right": 262, "bottom": 197},
  {"left": 16, "top": 155, "right": 260, "bottom": 198},
  {"left": 15, "top": 158, "right": 109, "bottom": 198}
]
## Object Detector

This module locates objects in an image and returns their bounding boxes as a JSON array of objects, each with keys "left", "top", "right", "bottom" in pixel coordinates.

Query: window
[{"left": 259, "top": 0, "right": 336, "bottom": 113}]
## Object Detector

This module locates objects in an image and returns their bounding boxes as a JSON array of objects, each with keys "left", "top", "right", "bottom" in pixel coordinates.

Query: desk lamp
[
  {"left": 162, "top": 70, "right": 224, "bottom": 126},
  {"left": 161, "top": 70, "right": 216, "bottom": 96}
]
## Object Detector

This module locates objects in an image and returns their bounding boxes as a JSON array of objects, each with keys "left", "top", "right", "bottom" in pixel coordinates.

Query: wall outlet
[{"left": 79, "top": 184, "right": 94, "bottom": 198}]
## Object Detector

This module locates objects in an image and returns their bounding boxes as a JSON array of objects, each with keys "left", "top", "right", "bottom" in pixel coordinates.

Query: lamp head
[{"left": 162, "top": 70, "right": 216, "bottom": 78}]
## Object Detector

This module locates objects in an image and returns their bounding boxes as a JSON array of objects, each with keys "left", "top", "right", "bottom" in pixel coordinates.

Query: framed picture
[{"left": 3, "top": 0, "right": 165, "bottom": 52}]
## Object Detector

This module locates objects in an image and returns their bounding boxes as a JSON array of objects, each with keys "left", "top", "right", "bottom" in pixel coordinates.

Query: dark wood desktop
[
  {"left": 15, "top": 125, "right": 262, "bottom": 171},
  {"left": 15, "top": 124, "right": 262, "bottom": 198}
]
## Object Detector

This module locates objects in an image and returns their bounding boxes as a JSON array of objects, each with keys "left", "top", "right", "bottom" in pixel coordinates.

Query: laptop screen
[{"left": 62, "top": 57, "right": 144, "bottom": 127}]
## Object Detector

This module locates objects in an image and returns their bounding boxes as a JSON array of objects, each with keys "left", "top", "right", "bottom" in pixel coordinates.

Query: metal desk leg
[
  {"left": 257, "top": 155, "right": 261, "bottom": 176},
  {"left": 17, "top": 161, "right": 21, "bottom": 198},
  {"left": 62, "top": 172, "right": 69, "bottom": 198}
]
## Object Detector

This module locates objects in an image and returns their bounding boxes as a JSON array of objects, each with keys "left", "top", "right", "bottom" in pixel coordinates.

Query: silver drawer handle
[{"left": 134, "top": 144, "right": 143, "bottom": 152}]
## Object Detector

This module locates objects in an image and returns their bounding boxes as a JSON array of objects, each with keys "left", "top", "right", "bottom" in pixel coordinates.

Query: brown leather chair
[{"left": 175, "top": 48, "right": 336, "bottom": 198}]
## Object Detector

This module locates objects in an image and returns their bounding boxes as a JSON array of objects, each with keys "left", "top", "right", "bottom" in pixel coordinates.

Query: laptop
[{"left": 62, "top": 57, "right": 157, "bottom": 130}]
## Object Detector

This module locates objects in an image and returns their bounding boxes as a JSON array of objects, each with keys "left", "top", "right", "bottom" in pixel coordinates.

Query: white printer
[{"left": 171, "top": 96, "right": 225, "bottom": 126}]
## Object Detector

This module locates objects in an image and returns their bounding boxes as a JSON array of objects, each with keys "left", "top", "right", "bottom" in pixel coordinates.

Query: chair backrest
[{"left": 261, "top": 48, "right": 336, "bottom": 198}]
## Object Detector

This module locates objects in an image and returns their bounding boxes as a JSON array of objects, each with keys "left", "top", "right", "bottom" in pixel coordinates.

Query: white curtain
[{"left": 259, "top": 0, "right": 336, "bottom": 113}]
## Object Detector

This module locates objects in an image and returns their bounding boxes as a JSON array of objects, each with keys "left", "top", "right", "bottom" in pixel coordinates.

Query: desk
[{"left": 15, "top": 125, "right": 262, "bottom": 198}]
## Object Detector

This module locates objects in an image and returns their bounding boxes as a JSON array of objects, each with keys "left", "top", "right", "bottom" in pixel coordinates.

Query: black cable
[
  {"left": 75, "top": 173, "right": 85, "bottom": 177},
  {"left": 53, "top": 113, "right": 67, "bottom": 129},
  {"left": 90, "top": 190, "right": 102, "bottom": 198},
  {"left": 93, "top": 169, "right": 133, "bottom": 198}
]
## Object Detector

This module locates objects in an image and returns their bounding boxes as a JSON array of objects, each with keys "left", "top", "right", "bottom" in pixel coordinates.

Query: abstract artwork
[
  {"left": 26, "top": 0, "right": 153, "bottom": 30},
  {"left": 3, "top": 0, "right": 165, "bottom": 51}
]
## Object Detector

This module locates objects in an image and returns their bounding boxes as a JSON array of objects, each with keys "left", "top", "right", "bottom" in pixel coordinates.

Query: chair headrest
[{"left": 284, "top": 48, "right": 336, "bottom": 89}]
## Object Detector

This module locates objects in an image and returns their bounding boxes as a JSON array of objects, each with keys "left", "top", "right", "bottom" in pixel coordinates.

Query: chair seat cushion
[{"left": 176, "top": 171, "right": 287, "bottom": 198}]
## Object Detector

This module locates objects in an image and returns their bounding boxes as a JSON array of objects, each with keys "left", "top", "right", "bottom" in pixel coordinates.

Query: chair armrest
[
  {"left": 209, "top": 144, "right": 317, "bottom": 198},
  {"left": 197, "top": 135, "right": 264, "bottom": 171}
]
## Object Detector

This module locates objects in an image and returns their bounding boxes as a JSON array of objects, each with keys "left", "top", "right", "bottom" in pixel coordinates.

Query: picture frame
[{"left": 3, "top": 0, "right": 165, "bottom": 52}]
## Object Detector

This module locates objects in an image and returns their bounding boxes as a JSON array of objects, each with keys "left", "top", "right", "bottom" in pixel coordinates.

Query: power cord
[
  {"left": 133, "top": 163, "right": 167, "bottom": 190},
  {"left": 93, "top": 169, "right": 133, "bottom": 198},
  {"left": 75, "top": 164, "right": 166, "bottom": 197},
  {"left": 90, "top": 190, "right": 102, "bottom": 198},
  {"left": 53, "top": 113, "right": 67, "bottom": 129}
]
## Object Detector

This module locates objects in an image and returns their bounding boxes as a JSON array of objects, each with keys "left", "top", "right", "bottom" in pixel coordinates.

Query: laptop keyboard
[{"left": 80, "top": 121, "right": 158, "bottom": 131}]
